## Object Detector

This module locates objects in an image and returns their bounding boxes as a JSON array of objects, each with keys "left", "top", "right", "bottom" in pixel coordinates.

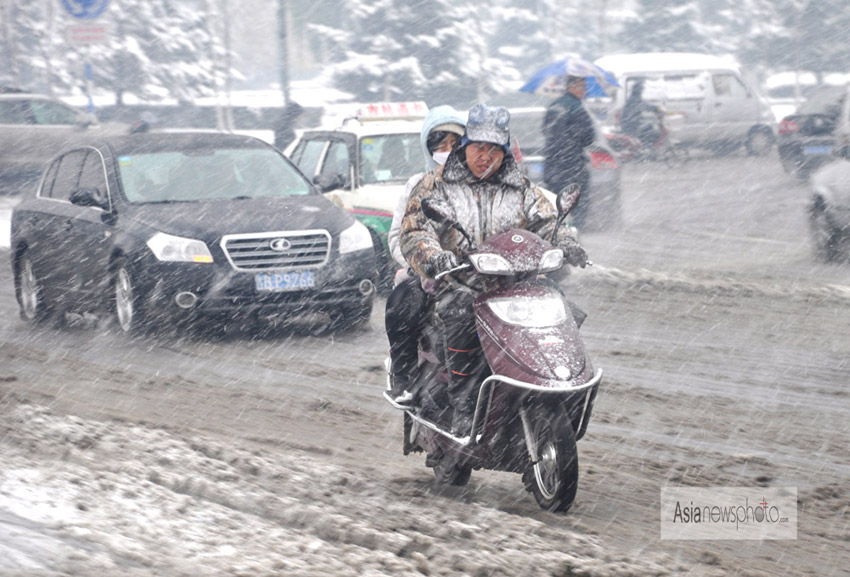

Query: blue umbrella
[{"left": 520, "top": 57, "right": 619, "bottom": 97}]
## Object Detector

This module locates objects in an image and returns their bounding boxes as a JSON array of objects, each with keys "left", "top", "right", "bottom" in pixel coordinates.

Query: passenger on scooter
[
  {"left": 399, "top": 104, "right": 588, "bottom": 437},
  {"left": 385, "top": 105, "right": 467, "bottom": 405},
  {"left": 621, "top": 79, "right": 662, "bottom": 148}
]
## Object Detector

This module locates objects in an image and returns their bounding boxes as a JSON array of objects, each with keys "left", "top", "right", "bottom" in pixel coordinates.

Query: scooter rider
[
  {"left": 621, "top": 79, "right": 662, "bottom": 148},
  {"left": 399, "top": 104, "right": 588, "bottom": 437},
  {"left": 385, "top": 105, "right": 466, "bottom": 405}
]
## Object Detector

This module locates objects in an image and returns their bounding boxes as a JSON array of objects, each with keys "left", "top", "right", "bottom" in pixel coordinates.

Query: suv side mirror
[
  {"left": 314, "top": 173, "right": 345, "bottom": 193},
  {"left": 70, "top": 186, "right": 107, "bottom": 209}
]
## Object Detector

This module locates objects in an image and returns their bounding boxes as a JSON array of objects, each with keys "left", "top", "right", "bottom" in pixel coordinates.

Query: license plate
[
  {"left": 803, "top": 145, "right": 832, "bottom": 156},
  {"left": 255, "top": 270, "right": 315, "bottom": 292}
]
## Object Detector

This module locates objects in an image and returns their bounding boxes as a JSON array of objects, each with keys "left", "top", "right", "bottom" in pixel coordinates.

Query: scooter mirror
[
  {"left": 556, "top": 184, "right": 580, "bottom": 216},
  {"left": 421, "top": 197, "right": 457, "bottom": 226}
]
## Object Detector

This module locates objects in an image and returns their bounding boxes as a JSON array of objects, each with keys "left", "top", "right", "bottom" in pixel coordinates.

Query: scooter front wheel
[{"left": 523, "top": 405, "right": 579, "bottom": 512}]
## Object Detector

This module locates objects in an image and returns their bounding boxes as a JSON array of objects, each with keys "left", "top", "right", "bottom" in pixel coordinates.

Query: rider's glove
[
  {"left": 428, "top": 250, "right": 459, "bottom": 277},
  {"left": 558, "top": 239, "right": 588, "bottom": 268}
]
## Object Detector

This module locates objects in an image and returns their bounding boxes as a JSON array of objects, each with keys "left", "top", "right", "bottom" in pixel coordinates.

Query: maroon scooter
[{"left": 384, "top": 190, "right": 602, "bottom": 512}]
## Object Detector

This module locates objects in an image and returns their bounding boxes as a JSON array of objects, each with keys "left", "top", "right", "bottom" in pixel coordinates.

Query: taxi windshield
[
  {"left": 118, "top": 148, "right": 313, "bottom": 203},
  {"left": 359, "top": 133, "right": 422, "bottom": 184}
]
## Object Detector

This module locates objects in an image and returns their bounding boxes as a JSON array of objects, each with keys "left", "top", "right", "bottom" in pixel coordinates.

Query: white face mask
[{"left": 432, "top": 151, "right": 451, "bottom": 165}]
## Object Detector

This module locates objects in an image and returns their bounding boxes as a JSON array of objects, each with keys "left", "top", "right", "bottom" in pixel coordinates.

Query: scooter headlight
[
  {"left": 487, "top": 294, "right": 567, "bottom": 327},
  {"left": 539, "top": 248, "right": 564, "bottom": 273},
  {"left": 469, "top": 253, "right": 512, "bottom": 275}
]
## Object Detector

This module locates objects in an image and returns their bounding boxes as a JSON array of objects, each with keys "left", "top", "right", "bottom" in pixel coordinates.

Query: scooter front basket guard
[{"left": 399, "top": 368, "right": 603, "bottom": 447}]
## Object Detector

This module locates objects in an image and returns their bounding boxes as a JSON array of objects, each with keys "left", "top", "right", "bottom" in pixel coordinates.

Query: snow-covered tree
[
  {"left": 0, "top": 0, "right": 235, "bottom": 104},
  {"left": 616, "top": 0, "right": 710, "bottom": 53}
]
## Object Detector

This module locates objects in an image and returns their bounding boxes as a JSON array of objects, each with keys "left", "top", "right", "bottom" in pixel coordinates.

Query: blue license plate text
[{"left": 255, "top": 270, "right": 315, "bottom": 292}]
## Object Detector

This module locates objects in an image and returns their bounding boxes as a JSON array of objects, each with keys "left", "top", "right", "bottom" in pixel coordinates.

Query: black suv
[
  {"left": 11, "top": 132, "right": 377, "bottom": 335},
  {"left": 778, "top": 84, "right": 848, "bottom": 180}
]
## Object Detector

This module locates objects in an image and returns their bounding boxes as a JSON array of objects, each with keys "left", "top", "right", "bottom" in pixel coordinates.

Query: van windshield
[{"left": 631, "top": 75, "right": 706, "bottom": 101}]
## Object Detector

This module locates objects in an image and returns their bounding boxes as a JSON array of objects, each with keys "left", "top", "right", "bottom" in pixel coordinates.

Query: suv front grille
[{"left": 221, "top": 230, "right": 331, "bottom": 272}]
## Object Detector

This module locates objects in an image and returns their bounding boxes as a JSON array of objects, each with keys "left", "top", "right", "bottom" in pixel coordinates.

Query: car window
[
  {"left": 39, "top": 159, "right": 61, "bottom": 199},
  {"left": 118, "top": 147, "right": 313, "bottom": 203},
  {"left": 319, "top": 141, "right": 351, "bottom": 188},
  {"left": 29, "top": 100, "right": 82, "bottom": 125},
  {"left": 291, "top": 139, "right": 327, "bottom": 178},
  {"left": 360, "top": 134, "right": 421, "bottom": 184},
  {"left": 49, "top": 151, "right": 87, "bottom": 201},
  {"left": 78, "top": 150, "right": 109, "bottom": 203},
  {"left": 636, "top": 75, "right": 706, "bottom": 102},
  {"left": 0, "top": 100, "right": 34, "bottom": 124},
  {"left": 799, "top": 86, "right": 847, "bottom": 116},
  {"left": 713, "top": 74, "right": 748, "bottom": 99}
]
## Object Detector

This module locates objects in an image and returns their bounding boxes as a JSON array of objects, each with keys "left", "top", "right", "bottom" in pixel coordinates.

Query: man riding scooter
[{"left": 399, "top": 104, "right": 588, "bottom": 437}]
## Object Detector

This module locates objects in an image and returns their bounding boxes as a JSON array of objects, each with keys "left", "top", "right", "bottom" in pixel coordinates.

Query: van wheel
[{"left": 745, "top": 128, "right": 774, "bottom": 156}]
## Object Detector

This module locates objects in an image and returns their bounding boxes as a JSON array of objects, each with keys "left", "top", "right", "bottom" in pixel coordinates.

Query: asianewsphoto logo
[{"left": 661, "top": 487, "right": 797, "bottom": 540}]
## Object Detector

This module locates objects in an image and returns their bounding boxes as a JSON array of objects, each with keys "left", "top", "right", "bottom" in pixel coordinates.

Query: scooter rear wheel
[{"left": 524, "top": 405, "right": 579, "bottom": 512}]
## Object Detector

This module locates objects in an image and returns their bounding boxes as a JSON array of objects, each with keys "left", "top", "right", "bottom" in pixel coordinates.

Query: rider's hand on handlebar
[
  {"left": 428, "top": 250, "right": 459, "bottom": 277},
  {"left": 558, "top": 239, "right": 588, "bottom": 268}
]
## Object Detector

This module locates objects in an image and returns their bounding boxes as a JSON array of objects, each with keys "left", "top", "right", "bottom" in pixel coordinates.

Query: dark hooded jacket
[
  {"left": 542, "top": 92, "right": 596, "bottom": 192},
  {"left": 400, "top": 147, "right": 574, "bottom": 284}
]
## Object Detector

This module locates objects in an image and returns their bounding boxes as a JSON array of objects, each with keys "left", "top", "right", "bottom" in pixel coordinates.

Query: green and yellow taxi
[{"left": 286, "top": 102, "right": 428, "bottom": 290}]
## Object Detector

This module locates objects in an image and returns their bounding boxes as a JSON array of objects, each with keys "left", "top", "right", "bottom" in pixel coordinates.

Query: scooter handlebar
[{"left": 434, "top": 262, "right": 471, "bottom": 282}]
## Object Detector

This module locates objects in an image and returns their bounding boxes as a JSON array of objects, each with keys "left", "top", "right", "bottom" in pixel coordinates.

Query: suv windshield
[
  {"left": 359, "top": 133, "right": 422, "bottom": 184},
  {"left": 119, "top": 148, "right": 313, "bottom": 203}
]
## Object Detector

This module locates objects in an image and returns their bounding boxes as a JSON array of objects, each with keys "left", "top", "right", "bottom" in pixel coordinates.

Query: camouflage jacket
[{"left": 400, "top": 149, "right": 575, "bottom": 283}]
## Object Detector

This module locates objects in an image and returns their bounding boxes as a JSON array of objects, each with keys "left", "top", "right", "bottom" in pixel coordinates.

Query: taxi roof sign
[{"left": 355, "top": 101, "right": 429, "bottom": 121}]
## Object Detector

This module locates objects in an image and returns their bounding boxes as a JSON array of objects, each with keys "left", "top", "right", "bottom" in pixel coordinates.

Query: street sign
[
  {"left": 61, "top": 0, "right": 110, "bottom": 20},
  {"left": 67, "top": 23, "right": 110, "bottom": 44}
]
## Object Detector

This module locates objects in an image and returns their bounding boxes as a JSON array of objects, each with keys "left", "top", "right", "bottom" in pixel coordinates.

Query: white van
[{"left": 591, "top": 53, "right": 776, "bottom": 155}]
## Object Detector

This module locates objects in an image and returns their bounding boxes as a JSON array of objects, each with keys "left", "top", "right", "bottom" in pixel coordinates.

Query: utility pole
[
  {"left": 0, "top": 0, "right": 21, "bottom": 87},
  {"left": 277, "top": 0, "right": 290, "bottom": 104}
]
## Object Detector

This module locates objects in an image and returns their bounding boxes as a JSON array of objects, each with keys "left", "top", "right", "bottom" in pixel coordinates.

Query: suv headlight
[
  {"left": 147, "top": 232, "right": 213, "bottom": 263},
  {"left": 339, "top": 221, "right": 374, "bottom": 255}
]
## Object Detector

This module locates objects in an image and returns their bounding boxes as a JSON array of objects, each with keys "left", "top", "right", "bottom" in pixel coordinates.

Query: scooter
[
  {"left": 606, "top": 109, "right": 688, "bottom": 167},
  {"left": 383, "top": 189, "right": 602, "bottom": 512}
]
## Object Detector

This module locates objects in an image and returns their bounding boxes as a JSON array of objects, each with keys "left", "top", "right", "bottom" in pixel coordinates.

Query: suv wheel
[
  {"left": 113, "top": 258, "right": 149, "bottom": 334},
  {"left": 16, "top": 253, "right": 51, "bottom": 323}
]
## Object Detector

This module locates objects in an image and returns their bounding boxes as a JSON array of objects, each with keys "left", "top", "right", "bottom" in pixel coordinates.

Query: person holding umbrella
[{"left": 542, "top": 75, "right": 597, "bottom": 229}]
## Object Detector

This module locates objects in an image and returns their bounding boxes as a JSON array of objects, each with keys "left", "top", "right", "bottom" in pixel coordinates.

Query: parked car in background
[
  {"left": 590, "top": 53, "right": 776, "bottom": 156},
  {"left": 11, "top": 132, "right": 376, "bottom": 335},
  {"left": 0, "top": 88, "right": 129, "bottom": 194},
  {"left": 285, "top": 102, "right": 428, "bottom": 291},
  {"left": 808, "top": 84, "right": 850, "bottom": 263},
  {"left": 508, "top": 107, "right": 622, "bottom": 232},
  {"left": 809, "top": 145, "right": 850, "bottom": 263},
  {"left": 778, "top": 84, "right": 848, "bottom": 180}
]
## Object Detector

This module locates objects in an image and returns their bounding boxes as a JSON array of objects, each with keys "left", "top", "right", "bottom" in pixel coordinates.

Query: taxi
[{"left": 286, "top": 102, "right": 428, "bottom": 290}]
